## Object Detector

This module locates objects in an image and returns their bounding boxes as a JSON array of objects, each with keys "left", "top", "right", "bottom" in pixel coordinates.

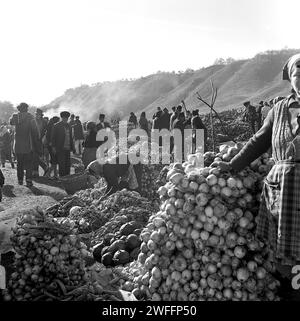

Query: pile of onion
[{"left": 126, "top": 149, "right": 280, "bottom": 301}]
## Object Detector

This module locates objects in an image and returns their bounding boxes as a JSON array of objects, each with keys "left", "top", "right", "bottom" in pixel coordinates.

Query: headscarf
[{"left": 282, "top": 53, "right": 300, "bottom": 81}]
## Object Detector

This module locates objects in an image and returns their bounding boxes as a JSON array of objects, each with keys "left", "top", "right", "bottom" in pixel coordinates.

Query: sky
[{"left": 0, "top": 0, "right": 299, "bottom": 106}]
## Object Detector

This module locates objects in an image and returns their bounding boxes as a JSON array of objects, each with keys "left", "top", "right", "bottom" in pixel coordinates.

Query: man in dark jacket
[
  {"left": 32, "top": 108, "right": 48, "bottom": 177},
  {"left": 172, "top": 112, "right": 186, "bottom": 158},
  {"left": 9, "top": 103, "right": 40, "bottom": 187},
  {"left": 170, "top": 105, "right": 183, "bottom": 130},
  {"left": 51, "top": 111, "right": 75, "bottom": 177},
  {"left": 129, "top": 112, "right": 138, "bottom": 128},
  {"left": 191, "top": 109, "right": 207, "bottom": 152},
  {"left": 73, "top": 116, "right": 85, "bottom": 155},
  {"left": 160, "top": 108, "right": 171, "bottom": 130}
]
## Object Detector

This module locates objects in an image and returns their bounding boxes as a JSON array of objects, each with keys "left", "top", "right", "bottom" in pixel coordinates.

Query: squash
[
  {"left": 92, "top": 242, "right": 105, "bottom": 262},
  {"left": 104, "top": 233, "right": 115, "bottom": 245},
  {"left": 102, "top": 252, "right": 114, "bottom": 266},
  {"left": 108, "top": 239, "right": 126, "bottom": 254},
  {"left": 113, "top": 250, "right": 130, "bottom": 265},
  {"left": 119, "top": 223, "right": 136, "bottom": 236},
  {"left": 126, "top": 234, "right": 141, "bottom": 251}
]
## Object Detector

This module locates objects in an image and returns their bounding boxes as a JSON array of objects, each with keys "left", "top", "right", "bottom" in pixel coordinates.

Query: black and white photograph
[{"left": 0, "top": 0, "right": 300, "bottom": 313}]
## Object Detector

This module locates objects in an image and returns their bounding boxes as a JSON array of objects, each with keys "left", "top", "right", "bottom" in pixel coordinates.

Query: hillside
[{"left": 44, "top": 48, "right": 299, "bottom": 121}]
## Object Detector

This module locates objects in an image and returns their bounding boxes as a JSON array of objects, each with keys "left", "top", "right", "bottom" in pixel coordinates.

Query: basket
[{"left": 60, "top": 172, "right": 91, "bottom": 195}]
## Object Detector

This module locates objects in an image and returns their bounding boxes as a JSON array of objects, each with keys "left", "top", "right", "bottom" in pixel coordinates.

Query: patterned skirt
[{"left": 256, "top": 160, "right": 300, "bottom": 265}]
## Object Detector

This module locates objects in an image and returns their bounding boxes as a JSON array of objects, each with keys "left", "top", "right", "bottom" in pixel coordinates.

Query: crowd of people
[
  {"left": 128, "top": 105, "right": 208, "bottom": 153},
  {"left": 242, "top": 97, "right": 285, "bottom": 135},
  {"left": 0, "top": 100, "right": 209, "bottom": 197},
  {"left": 0, "top": 97, "right": 281, "bottom": 195},
  {"left": 0, "top": 70, "right": 294, "bottom": 198}
]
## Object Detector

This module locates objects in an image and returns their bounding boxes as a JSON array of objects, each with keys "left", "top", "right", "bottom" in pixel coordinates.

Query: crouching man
[{"left": 87, "top": 154, "right": 142, "bottom": 196}]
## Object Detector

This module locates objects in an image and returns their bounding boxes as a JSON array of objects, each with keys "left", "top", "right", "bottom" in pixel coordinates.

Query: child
[{"left": 0, "top": 168, "right": 4, "bottom": 202}]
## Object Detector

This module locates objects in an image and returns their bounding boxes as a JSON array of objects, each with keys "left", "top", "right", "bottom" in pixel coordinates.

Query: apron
[
  {"left": 256, "top": 160, "right": 300, "bottom": 265},
  {"left": 256, "top": 97, "right": 300, "bottom": 265}
]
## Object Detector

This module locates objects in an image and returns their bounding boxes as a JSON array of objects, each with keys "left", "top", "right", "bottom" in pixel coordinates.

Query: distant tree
[
  {"left": 185, "top": 68, "right": 194, "bottom": 73},
  {"left": 214, "top": 58, "right": 226, "bottom": 65},
  {"left": 214, "top": 57, "right": 235, "bottom": 65},
  {"left": 225, "top": 57, "right": 235, "bottom": 64}
]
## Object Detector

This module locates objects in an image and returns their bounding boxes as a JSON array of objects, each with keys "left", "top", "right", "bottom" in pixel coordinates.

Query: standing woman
[
  {"left": 82, "top": 121, "right": 101, "bottom": 168},
  {"left": 212, "top": 53, "right": 300, "bottom": 300},
  {"left": 139, "top": 112, "right": 149, "bottom": 136},
  {"left": 45, "top": 116, "right": 60, "bottom": 179}
]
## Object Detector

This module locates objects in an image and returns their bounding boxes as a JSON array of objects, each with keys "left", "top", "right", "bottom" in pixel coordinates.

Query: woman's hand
[{"left": 211, "top": 160, "right": 232, "bottom": 172}]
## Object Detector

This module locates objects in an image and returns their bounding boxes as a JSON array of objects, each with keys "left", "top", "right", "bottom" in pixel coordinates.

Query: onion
[
  {"left": 221, "top": 265, "right": 232, "bottom": 277},
  {"left": 239, "top": 217, "right": 250, "bottom": 228},
  {"left": 218, "top": 178, "right": 226, "bottom": 187},
  {"left": 236, "top": 268, "right": 250, "bottom": 282},
  {"left": 204, "top": 222, "right": 214, "bottom": 233},
  {"left": 211, "top": 185, "right": 221, "bottom": 195},
  {"left": 191, "top": 229, "right": 200, "bottom": 240},
  {"left": 227, "top": 178, "right": 237, "bottom": 189},
  {"left": 234, "top": 246, "right": 246, "bottom": 259},
  {"left": 247, "top": 261, "right": 258, "bottom": 272},
  {"left": 204, "top": 206, "right": 214, "bottom": 217},
  {"left": 223, "top": 288, "right": 233, "bottom": 300},
  {"left": 207, "top": 263, "right": 217, "bottom": 274},
  {"left": 256, "top": 267, "right": 267, "bottom": 279},
  {"left": 221, "top": 187, "right": 232, "bottom": 197},
  {"left": 206, "top": 174, "right": 218, "bottom": 186}
]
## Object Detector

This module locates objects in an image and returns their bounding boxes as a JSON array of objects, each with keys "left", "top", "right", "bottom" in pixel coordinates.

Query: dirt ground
[{"left": 0, "top": 164, "right": 68, "bottom": 253}]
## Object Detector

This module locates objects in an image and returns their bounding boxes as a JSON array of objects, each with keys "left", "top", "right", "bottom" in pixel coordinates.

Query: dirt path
[{"left": 0, "top": 165, "right": 68, "bottom": 253}]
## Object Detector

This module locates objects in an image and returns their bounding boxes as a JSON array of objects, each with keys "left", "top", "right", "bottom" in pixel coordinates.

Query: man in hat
[
  {"left": 242, "top": 101, "right": 257, "bottom": 134},
  {"left": 191, "top": 109, "right": 207, "bottom": 153},
  {"left": 9, "top": 103, "right": 40, "bottom": 187},
  {"left": 96, "top": 113, "right": 111, "bottom": 146},
  {"left": 73, "top": 116, "right": 85, "bottom": 155},
  {"left": 69, "top": 114, "right": 76, "bottom": 127},
  {"left": 51, "top": 111, "right": 75, "bottom": 177},
  {"left": 32, "top": 108, "right": 49, "bottom": 177}
]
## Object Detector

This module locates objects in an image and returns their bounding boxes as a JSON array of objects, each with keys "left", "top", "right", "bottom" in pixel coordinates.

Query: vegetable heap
[
  {"left": 140, "top": 164, "right": 165, "bottom": 200},
  {"left": 91, "top": 206, "right": 151, "bottom": 267},
  {"left": 2, "top": 208, "right": 88, "bottom": 301},
  {"left": 124, "top": 145, "right": 280, "bottom": 301}
]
